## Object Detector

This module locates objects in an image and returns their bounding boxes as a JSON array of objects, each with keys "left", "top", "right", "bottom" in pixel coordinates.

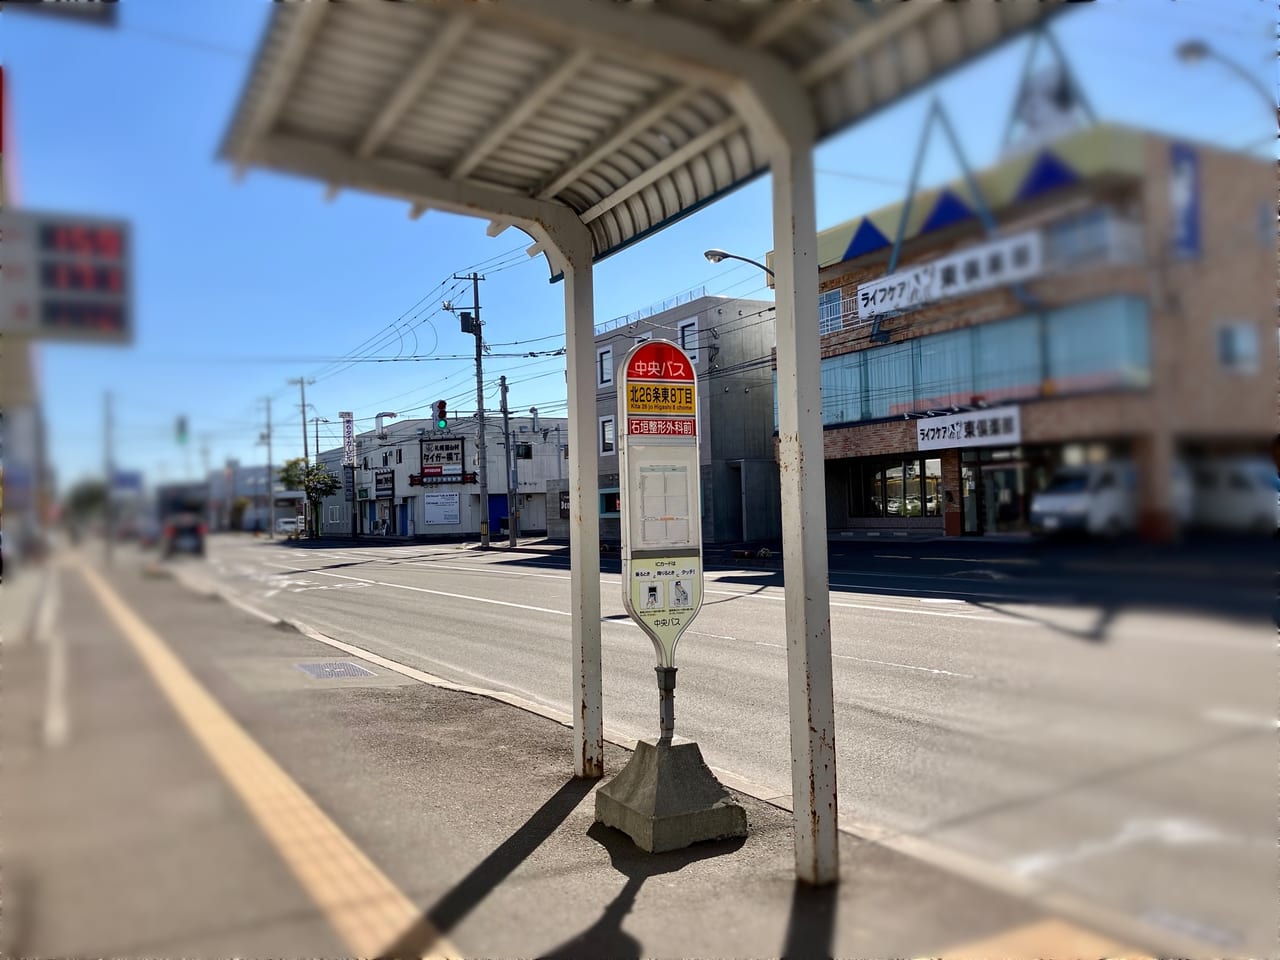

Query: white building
[{"left": 315, "top": 413, "right": 568, "bottom": 539}]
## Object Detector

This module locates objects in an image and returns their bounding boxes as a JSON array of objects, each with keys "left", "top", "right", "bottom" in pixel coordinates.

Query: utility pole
[
  {"left": 310, "top": 416, "right": 330, "bottom": 538},
  {"left": 103, "top": 390, "right": 113, "bottom": 565},
  {"left": 199, "top": 438, "right": 212, "bottom": 532},
  {"left": 500, "top": 375, "right": 516, "bottom": 547},
  {"left": 289, "top": 377, "right": 315, "bottom": 465},
  {"left": 261, "top": 397, "right": 275, "bottom": 539},
  {"left": 452, "top": 272, "right": 490, "bottom": 547}
]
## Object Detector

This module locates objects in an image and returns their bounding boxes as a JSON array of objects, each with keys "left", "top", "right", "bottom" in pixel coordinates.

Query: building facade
[
  {"left": 207, "top": 462, "right": 304, "bottom": 532},
  {"left": 316, "top": 412, "right": 568, "bottom": 539},
  {"left": 788, "top": 124, "right": 1272, "bottom": 538},
  {"left": 547, "top": 292, "right": 781, "bottom": 544}
]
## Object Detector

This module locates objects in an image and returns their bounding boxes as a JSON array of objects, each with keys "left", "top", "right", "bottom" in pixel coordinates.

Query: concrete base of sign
[{"left": 594, "top": 738, "right": 748, "bottom": 853}]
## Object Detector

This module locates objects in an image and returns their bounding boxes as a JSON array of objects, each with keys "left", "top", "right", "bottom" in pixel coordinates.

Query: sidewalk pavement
[{"left": 5, "top": 549, "right": 1160, "bottom": 958}]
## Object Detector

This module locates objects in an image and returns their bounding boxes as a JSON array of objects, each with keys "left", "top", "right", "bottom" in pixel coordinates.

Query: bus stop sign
[{"left": 618, "top": 339, "right": 703, "bottom": 670}]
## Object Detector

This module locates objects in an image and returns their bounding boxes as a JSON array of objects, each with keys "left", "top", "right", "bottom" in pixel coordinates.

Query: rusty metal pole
[{"left": 771, "top": 136, "right": 839, "bottom": 885}]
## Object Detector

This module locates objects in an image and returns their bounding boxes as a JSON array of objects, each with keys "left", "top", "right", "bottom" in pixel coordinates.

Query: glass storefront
[
  {"left": 848, "top": 455, "right": 943, "bottom": 519},
  {"left": 958, "top": 441, "right": 1127, "bottom": 534}
]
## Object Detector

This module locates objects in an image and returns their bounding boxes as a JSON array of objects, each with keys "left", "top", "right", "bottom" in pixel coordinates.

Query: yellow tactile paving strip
[
  {"left": 931, "top": 917, "right": 1151, "bottom": 959},
  {"left": 78, "top": 561, "right": 458, "bottom": 960}
]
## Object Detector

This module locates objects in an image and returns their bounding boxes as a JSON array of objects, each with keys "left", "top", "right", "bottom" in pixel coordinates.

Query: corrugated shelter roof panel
[{"left": 222, "top": 1, "right": 1064, "bottom": 262}]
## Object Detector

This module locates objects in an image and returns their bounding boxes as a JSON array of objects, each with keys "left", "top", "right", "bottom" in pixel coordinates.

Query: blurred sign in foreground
[{"left": 1, "top": 209, "right": 132, "bottom": 344}]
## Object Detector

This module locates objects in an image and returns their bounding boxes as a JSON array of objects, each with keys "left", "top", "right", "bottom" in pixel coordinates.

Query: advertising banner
[
  {"left": 341, "top": 412, "right": 355, "bottom": 467},
  {"left": 915, "top": 405, "right": 1022, "bottom": 451},
  {"left": 857, "top": 231, "right": 1042, "bottom": 320}
]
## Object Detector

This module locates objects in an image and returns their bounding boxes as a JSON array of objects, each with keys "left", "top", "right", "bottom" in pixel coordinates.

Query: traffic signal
[
  {"left": 176, "top": 415, "right": 188, "bottom": 445},
  {"left": 434, "top": 400, "right": 448, "bottom": 430}
]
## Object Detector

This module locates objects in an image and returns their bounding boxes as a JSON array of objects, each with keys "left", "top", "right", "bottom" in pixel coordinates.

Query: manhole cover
[{"left": 295, "top": 661, "right": 377, "bottom": 680}]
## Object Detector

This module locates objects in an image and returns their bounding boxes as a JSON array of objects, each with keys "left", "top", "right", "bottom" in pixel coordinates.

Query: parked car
[
  {"left": 163, "top": 512, "right": 206, "bottom": 557},
  {"left": 275, "top": 516, "right": 299, "bottom": 536},
  {"left": 1190, "top": 458, "right": 1277, "bottom": 535},
  {"left": 1030, "top": 462, "right": 1137, "bottom": 537}
]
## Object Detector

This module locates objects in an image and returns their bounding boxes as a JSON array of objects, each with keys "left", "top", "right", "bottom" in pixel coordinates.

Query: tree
[
  {"left": 64, "top": 479, "right": 108, "bottom": 524},
  {"left": 278, "top": 458, "right": 342, "bottom": 537}
]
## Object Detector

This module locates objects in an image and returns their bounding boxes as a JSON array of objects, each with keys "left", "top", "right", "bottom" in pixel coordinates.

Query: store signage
[
  {"left": 421, "top": 437, "right": 464, "bottom": 482},
  {"left": 618, "top": 340, "right": 703, "bottom": 669},
  {"left": 0, "top": 209, "right": 133, "bottom": 343},
  {"left": 374, "top": 469, "right": 394, "bottom": 498},
  {"left": 343, "top": 468, "right": 355, "bottom": 502},
  {"left": 340, "top": 411, "right": 355, "bottom": 467},
  {"left": 916, "top": 405, "right": 1022, "bottom": 451},
  {"left": 1169, "top": 143, "right": 1200, "bottom": 259},
  {"left": 857, "top": 231, "right": 1042, "bottom": 320},
  {"left": 423, "top": 492, "right": 460, "bottom": 525}
]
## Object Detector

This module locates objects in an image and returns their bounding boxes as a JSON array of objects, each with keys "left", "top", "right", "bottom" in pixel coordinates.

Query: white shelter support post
[
  {"left": 557, "top": 229, "right": 604, "bottom": 778},
  {"left": 768, "top": 137, "right": 839, "bottom": 885}
]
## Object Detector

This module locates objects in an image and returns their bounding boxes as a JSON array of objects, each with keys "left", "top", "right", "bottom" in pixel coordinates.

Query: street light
[
  {"left": 703, "top": 248, "right": 775, "bottom": 279},
  {"left": 1175, "top": 39, "right": 1275, "bottom": 114}
]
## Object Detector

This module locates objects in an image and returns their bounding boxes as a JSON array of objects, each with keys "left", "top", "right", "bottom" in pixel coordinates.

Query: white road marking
[
  {"left": 262, "top": 562, "right": 573, "bottom": 618},
  {"left": 747, "top": 638, "right": 976, "bottom": 679},
  {"left": 704, "top": 588, "right": 1024, "bottom": 623},
  {"left": 1202, "top": 707, "right": 1276, "bottom": 730},
  {"left": 1007, "top": 818, "right": 1256, "bottom": 879},
  {"left": 42, "top": 569, "right": 69, "bottom": 748},
  {"left": 832, "top": 652, "right": 977, "bottom": 679}
]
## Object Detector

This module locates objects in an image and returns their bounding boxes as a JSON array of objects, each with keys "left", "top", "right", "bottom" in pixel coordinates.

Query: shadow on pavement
[
  {"left": 540, "top": 822, "right": 748, "bottom": 960},
  {"left": 377, "top": 777, "right": 596, "bottom": 959},
  {"left": 781, "top": 880, "right": 839, "bottom": 960}
]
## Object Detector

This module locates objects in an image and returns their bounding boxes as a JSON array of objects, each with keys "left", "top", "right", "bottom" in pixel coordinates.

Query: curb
[{"left": 161, "top": 563, "right": 1211, "bottom": 959}]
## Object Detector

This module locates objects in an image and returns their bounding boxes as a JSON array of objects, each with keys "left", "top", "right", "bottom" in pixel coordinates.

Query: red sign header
[{"left": 626, "top": 341, "right": 695, "bottom": 382}]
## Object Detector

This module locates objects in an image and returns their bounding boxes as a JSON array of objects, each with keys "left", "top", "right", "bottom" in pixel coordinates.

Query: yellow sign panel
[{"left": 626, "top": 382, "right": 695, "bottom": 416}]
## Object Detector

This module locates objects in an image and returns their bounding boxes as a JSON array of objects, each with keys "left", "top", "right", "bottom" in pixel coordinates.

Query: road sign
[
  {"left": 622, "top": 340, "right": 697, "bottom": 439},
  {"left": 1, "top": 209, "right": 133, "bottom": 343},
  {"left": 618, "top": 340, "right": 703, "bottom": 669}
]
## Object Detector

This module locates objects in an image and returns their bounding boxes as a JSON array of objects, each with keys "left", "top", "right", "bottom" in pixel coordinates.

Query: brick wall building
[{"left": 778, "top": 124, "right": 1273, "bottom": 538}]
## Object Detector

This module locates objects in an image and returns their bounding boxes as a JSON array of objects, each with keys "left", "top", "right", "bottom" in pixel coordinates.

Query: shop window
[
  {"left": 915, "top": 329, "right": 973, "bottom": 411},
  {"left": 1218, "top": 324, "right": 1259, "bottom": 374},
  {"left": 1047, "top": 297, "right": 1150, "bottom": 392},
  {"left": 819, "top": 289, "right": 843, "bottom": 336},
  {"left": 923, "top": 458, "right": 943, "bottom": 516},
  {"left": 821, "top": 352, "right": 864, "bottom": 425},
  {"left": 974, "top": 315, "right": 1040, "bottom": 403},
  {"left": 600, "top": 489, "right": 621, "bottom": 517},
  {"left": 598, "top": 416, "right": 615, "bottom": 455},
  {"left": 1046, "top": 208, "right": 1112, "bottom": 266},
  {"left": 596, "top": 345, "right": 613, "bottom": 387},
  {"left": 864, "top": 341, "right": 913, "bottom": 419},
  {"left": 815, "top": 295, "right": 1148, "bottom": 425}
]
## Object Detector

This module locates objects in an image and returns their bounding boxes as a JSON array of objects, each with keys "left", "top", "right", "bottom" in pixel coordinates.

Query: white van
[
  {"left": 1190, "top": 458, "right": 1277, "bottom": 535},
  {"left": 1030, "top": 462, "right": 1137, "bottom": 537}
]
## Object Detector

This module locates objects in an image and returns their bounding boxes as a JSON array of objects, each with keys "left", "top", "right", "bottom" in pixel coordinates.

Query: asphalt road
[{"left": 186, "top": 534, "right": 1274, "bottom": 955}]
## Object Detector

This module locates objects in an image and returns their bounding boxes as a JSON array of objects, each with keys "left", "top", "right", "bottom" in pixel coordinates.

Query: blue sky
[{"left": 5, "top": 0, "right": 1272, "bottom": 489}]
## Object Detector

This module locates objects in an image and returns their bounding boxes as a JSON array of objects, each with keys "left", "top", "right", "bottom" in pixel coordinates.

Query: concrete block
[{"left": 594, "top": 738, "right": 748, "bottom": 853}]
